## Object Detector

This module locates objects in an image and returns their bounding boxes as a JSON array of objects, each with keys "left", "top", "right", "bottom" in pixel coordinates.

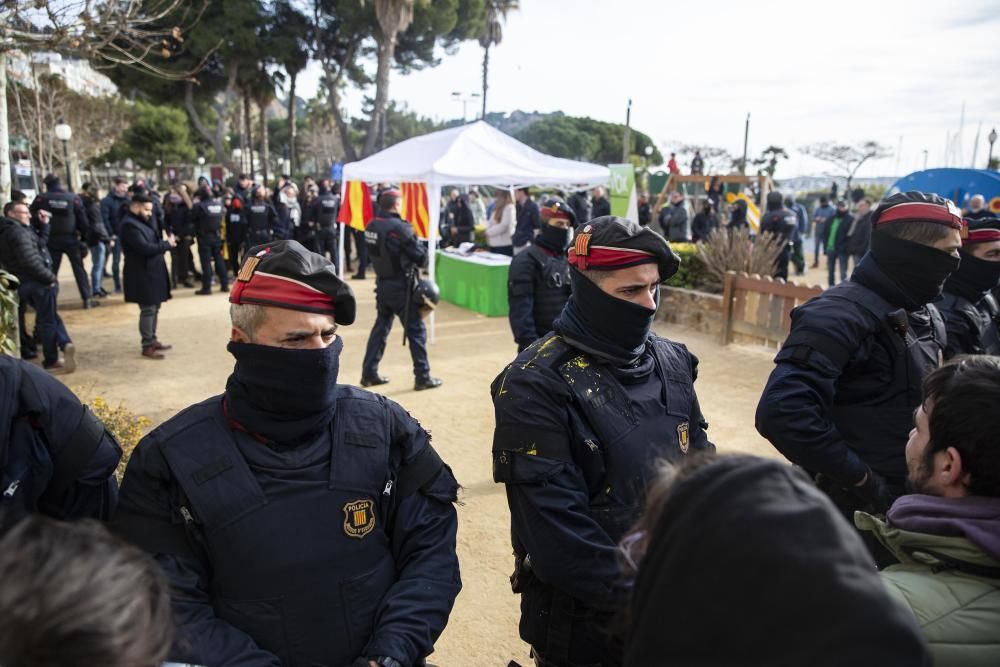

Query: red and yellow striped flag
[
  {"left": 400, "top": 182, "right": 430, "bottom": 239},
  {"left": 337, "top": 181, "right": 374, "bottom": 231}
]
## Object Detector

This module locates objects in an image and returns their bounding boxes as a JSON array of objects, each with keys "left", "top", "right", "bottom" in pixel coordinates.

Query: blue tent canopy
[{"left": 888, "top": 168, "right": 1000, "bottom": 209}]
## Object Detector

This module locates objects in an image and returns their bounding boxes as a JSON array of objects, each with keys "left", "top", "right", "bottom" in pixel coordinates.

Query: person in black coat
[
  {"left": 691, "top": 200, "right": 720, "bottom": 242},
  {"left": 164, "top": 183, "right": 195, "bottom": 288},
  {"left": 80, "top": 183, "right": 111, "bottom": 298},
  {"left": 449, "top": 193, "right": 476, "bottom": 245},
  {"left": 0, "top": 201, "right": 73, "bottom": 372},
  {"left": 844, "top": 198, "right": 873, "bottom": 269},
  {"left": 30, "top": 174, "right": 96, "bottom": 308},
  {"left": 120, "top": 194, "right": 175, "bottom": 359},
  {"left": 513, "top": 187, "right": 541, "bottom": 253},
  {"left": 759, "top": 191, "right": 799, "bottom": 279},
  {"left": 590, "top": 186, "right": 611, "bottom": 218}
]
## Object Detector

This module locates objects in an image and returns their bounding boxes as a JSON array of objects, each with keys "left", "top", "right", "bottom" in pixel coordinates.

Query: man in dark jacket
[
  {"left": 0, "top": 201, "right": 73, "bottom": 372},
  {"left": 507, "top": 197, "right": 574, "bottom": 352},
  {"left": 590, "top": 186, "right": 611, "bottom": 218},
  {"left": 112, "top": 241, "right": 461, "bottom": 667},
  {"left": 756, "top": 192, "right": 964, "bottom": 563},
  {"left": 190, "top": 188, "right": 228, "bottom": 296},
  {"left": 937, "top": 216, "right": 1000, "bottom": 357},
  {"left": 307, "top": 178, "right": 340, "bottom": 271},
  {"left": 80, "top": 183, "right": 111, "bottom": 298},
  {"left": 691, "top": 200, "right": 719, "bottom": 242},
  {"left": 513, "top": 187, "right": 541, "bottom": 254},
  {"left": 811, "top": 195, "right": 836, "bottom": 268},
  {"left": 822, "top": 199, "right": 853, "bottom": 286},
  {"left": 493, "top": 216, "right": 713, "bottom": 667},
  {"left": 568, "top": 190, "right": 591, "bottom": 226},
  {"left": 100, "top": 177, "right": 130, "bottom": 293},
  {"left": 0, "top": 355, "right": 121, "bottom": 534},
  {"left": 658, "top": 191, "right": 690, "bottom": 242},
  {"left": 121, "top": 194, "right": 175, "bottom": 359},
  {"left": 30, "top": 174, "right": 97, "bottom": 309},
  {"left": 845, "top": 198, "right": 873, "bottom": 268},
  {"left": 759, "top": 191, "right": 799, "bottom": 279},
  {"left": 361, "top": 190, "right": 442, "bottom": 391},
  {"left": 637, "top": 192, "right": 652, "bottom": 227}
]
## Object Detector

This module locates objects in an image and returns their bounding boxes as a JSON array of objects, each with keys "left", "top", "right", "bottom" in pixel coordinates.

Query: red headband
[
  {"left": 542, "top": 205, "right": 572, "bottom": 221},
  {"left": 876, "top": 202, "right": 965, "bottom": 231},
  {"left": 230, "top": 269, "right": 337, "bottom": 314},
  {"left": 965, "top": 228, "right": 1000, "bottom": 245},
  {"left": 567, "top": 237, "right": 656, "bottom": 271}
]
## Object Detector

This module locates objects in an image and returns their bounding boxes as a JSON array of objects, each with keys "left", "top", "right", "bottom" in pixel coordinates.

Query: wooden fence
[{"left": 720, "top": 271, "right": 823, "bottom": 348}]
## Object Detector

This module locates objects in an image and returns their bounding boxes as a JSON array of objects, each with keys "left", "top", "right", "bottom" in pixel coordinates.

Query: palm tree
[
  {"left": 479, "top": 0, "right": 519, "bottom": 120},
  {"left": 361, "top": 0, "right": 416, "bottom": 157}
]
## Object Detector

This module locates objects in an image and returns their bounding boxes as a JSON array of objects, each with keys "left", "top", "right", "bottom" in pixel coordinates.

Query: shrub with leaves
[
  {"left": 664, "top": 242, "right": 710, "bottom": 290},
  {"left": 0, "top": 270, "right": 20, "bottom": 356},
  {"left": 696, "top": 228, "right": 785, "bottom": 292},
  {"left": 88, "top": 396, "right": 151, "bottom": 483}
]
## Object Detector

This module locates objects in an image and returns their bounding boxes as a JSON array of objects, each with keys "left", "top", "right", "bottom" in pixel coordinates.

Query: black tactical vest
[
  {"left": 816, "top": 281, "right": 945, "bottom": 482},
  {"left": 39, "top": 192, "right": 77, "bottom": 237},
  {"left": 156, "top": 389, "right": 397, "bottom": 666},
  {"left": 939, "top": 291, "right": 1000, "bottom": 355},
  {"left": 365, "top": 217, "right": 407, "bottom": 280},
  {"left": 197, "top": 200, "right": 224, "bottom": 236},
  {"left": 316, "top": 193, "right": 339, "bottom": 227},
  {"left": 524, "top": 246, "right": 572, "bottom": 336},
  {"left": 247, "top": 203, "right": 271, "bottom": 232}
]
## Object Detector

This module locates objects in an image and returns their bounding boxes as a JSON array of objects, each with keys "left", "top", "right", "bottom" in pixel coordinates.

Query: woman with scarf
[
  {"left": 757, "top": 191, "right": 965, "bottom": 565},
  {"left": 491, "top": 215, "right": 714, "bottom": 667}
]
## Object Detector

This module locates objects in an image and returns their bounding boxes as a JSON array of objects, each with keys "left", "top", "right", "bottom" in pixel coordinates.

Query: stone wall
[{"left": 658, "top": 285, "right": 723, "bottom": 335}]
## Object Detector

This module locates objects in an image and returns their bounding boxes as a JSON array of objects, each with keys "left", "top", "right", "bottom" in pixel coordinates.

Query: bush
[
  {"left": 87, "top": 396, "right": 151, "bottom": 483},
  {"left": 665, "top": 242, "right": 710, "bottom": 290},
  {"left": 696, "top": 228, "right": 785, "bottom": 292}
]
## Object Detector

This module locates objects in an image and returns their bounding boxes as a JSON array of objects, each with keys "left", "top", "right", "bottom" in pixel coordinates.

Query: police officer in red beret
[
  {"left": 757, "top": 191, "right": 964, "bottom": 563},
  {"left": 492, "top": 216, "right": 714, "bottom": 667},
  {"left": 113, "top": 240, "right": 461, "bottom": 667}
]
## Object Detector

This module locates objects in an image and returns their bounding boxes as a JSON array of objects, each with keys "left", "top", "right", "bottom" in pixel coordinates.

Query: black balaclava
[
  {"left": 945, "top": 249, "right": 1000, "bottom": 301},
  {"left": 624, "top": 456, "right": 930, "bottom": 667},
  {"left": 554, "top": 268, "right": 656, "bottom": 366},
  {"left": 536, "top": 223, "right": 571, "bottom": 253},
  {"left": 869, "top": 233, "right": 960, "bottom": 308},
  {"left": 224, "top": 337, "right": 342, "bottom": 445}
]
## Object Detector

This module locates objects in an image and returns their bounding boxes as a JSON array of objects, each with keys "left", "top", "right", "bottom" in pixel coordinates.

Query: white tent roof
[{"left": 341, "top": 120, "right": 609, "bottom": 188}]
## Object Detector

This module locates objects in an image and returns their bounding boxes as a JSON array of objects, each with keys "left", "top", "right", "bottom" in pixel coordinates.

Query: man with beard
[
  {"left": 120, "top": 194, "right": 176, "bottom": 359},
  {"left": 937, "top": 217, "right": 1000, "bottom": 357},
  {"left": 856, "top": 356, "right": 1000, "bottom": 666},
  {"left": 112, "top": 241, "right": 461, "bottom": 667},
  {"left": 756, "top": 192, "right": 964, "bottom": 563},
  {"left": 507, "top": 197, "right": 575, "bottom": 352},
  {"left": 492, "top": 216, "right": 714, "bottom": 667}
]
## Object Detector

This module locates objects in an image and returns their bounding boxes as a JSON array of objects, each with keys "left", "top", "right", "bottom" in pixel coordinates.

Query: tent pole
[
  {"left": 337, "top": 221, "right": 345, "bottom": 279},
  {"left": 427, "top": 179, "right": 441, "bottom": 345}
]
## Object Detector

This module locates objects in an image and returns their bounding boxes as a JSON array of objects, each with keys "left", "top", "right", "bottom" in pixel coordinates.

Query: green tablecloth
[{"left": 436, "top": 251, "right": 510, "bottom": 316}]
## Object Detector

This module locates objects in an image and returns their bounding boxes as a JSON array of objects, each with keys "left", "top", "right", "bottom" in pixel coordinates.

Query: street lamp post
[
  {"left": 450, "top": 91, "right": 481, "bottom": 123},
  {"left": 988, "top": 128, "right": 997, "bottom": 169},
  {"left": 54, "top": 119, "right": 73, "bottom": 190}
]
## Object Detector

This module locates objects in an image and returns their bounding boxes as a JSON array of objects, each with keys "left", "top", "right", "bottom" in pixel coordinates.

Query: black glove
[{"left": 853, "top": 468, "right": 896, "bottom": 515}]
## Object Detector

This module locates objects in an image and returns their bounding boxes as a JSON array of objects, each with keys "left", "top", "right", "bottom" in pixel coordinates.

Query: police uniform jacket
[
  {"left": 29, "top": 186, "right": 88, "bottom": 239},
  {"left": 366, "top": 212, "right": 427, "bottom": 283},
  {"left": 938, "top": 290, "right": 1000, "bottom": 357},
  {"left": 0, "top": 356, "right": 121, "bottom": 533},
  {"left": 507, "top": 241, "right": 571, "bottom": 348},
  {"left": 760, "top": 207, "right": 798, "bottom": 245},
  {"left": 491, "top": 332, "right": 712, "bottom": 658},
  {"left": 190, "top": 198, "right": 225, "bottom": 238},
  {"left": 120, "top": 211, "right": 172, "bottom": 306},
  {"left": 113, "top": 387, "right": 461, "bottom": 667},
  {"left": 756, "top": 254, "right": 946, "bottom": 487}
]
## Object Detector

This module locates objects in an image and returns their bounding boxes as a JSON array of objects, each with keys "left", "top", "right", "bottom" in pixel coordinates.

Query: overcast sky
[{"left": 298, "top": 0, "right": 1000, "bottom": 178}]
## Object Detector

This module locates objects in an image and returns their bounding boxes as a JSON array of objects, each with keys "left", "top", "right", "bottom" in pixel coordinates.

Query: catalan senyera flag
[
  {"left": 337, "top": 181, "right": 374, "bottom": 231},
  {"left": 400, "top": 182, "right": 430, "bottom": 239}
]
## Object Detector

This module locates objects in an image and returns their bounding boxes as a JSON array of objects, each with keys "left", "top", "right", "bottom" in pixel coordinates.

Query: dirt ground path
[{"left": 48, "top": 263, "right": 782, "bottom": 666}]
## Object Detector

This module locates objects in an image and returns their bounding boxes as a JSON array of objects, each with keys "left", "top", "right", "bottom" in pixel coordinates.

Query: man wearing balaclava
[
  {"left": 491, "top": 216, "right": 714, "bottom": 667},
  {"left": 937, "top": 216, "right": 1000, "bottom": 357},
  {"left": 113, "top": 241, "right": 462, "bottom": 667},
  {"left": 757, "top": 191, "right": 964, "bottom": 565},
  {"left": 507, "top": 196, "right": 575, "bottom": 352}
]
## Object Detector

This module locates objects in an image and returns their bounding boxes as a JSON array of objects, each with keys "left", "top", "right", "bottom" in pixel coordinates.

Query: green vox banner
[{"left": 609, "top": 164, "right": 638, "bottom": 222}]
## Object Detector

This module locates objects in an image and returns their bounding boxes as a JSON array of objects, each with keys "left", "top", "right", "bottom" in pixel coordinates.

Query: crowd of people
[{"left": 1, "top": 174, "right": 999, "bottom": 667}]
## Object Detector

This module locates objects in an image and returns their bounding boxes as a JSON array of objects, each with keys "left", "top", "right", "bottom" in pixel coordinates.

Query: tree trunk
[
  {"left": 481, "top": 44, "right": 489, "bottom": 120},
  {"left": 287, "top": 71, "right": 297, "bottom": 174},
  {"left": 361, "top": 31, "right": 397, "bottom": 157},
  {"left": 183, "top": 70, "right": 238, "bottom": 173},
  {"left": 244, "top": 93, "right": 255, "bottom": 177},
  {"left": 0, "top": 52, "right": 10, "bottom": 204},
  {"left": 31, "top": 61, "right": 46, "bottom": 176},
  {"left": 259, "top": 97, "right": 270, "bottom": 185}
]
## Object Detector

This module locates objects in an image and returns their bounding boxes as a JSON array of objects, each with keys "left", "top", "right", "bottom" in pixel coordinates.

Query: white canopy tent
[{"left": 340, "top": 121, "right": 610, "bottom": 340}]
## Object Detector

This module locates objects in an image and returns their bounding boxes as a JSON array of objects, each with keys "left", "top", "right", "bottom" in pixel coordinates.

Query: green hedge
[{"left": 665, "top": 242, "right": 710, "bottom": 291}]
